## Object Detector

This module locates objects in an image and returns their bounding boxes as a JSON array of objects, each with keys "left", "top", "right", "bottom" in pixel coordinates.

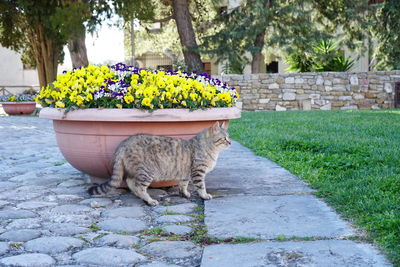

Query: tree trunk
[
  {"left": 68, "top": 25, "right": 89, "bottom": 69},
  {"left": 251, "top": 0, "right": 273, "bottom": 74},
  {"left": 172, "top": 0, "right": 203, "bottom": 72},
  {"left": 29, "top": 24, "right": 60, "bottom": 88},
  {"left": 251, "top": 29, "right": 266, "bottom": 73}
]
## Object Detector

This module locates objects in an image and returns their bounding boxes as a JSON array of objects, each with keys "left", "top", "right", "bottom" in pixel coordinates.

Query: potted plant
[
  {"left": 36, "top": 63, "right": 241, "bottom": 188},
  {"left": 0, "top": 91, "right": 37, "bottom": 115}
]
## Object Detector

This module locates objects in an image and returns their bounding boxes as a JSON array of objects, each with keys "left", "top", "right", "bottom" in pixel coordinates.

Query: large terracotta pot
[
  {"left": 1, "top": 102, "right": 36, "bottom": 115},
  {"left": 39, "top": 107, "right": 241, "bottom": 188}
]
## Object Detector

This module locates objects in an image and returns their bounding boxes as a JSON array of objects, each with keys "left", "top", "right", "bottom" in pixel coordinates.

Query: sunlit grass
[{"left": 230, "top": 110, "right": 400, "bottom": 266}]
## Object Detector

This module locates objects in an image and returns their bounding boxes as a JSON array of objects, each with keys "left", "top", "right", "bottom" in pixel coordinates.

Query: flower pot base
[
  {"left": 1, "top": 102, "right": 36, "bottom": 115},
  {"left": 89, "top": 176, "right": 178, "bottom": 189},
  {"left": 40, "top": 107, "right": 241, "bottom": 189}
]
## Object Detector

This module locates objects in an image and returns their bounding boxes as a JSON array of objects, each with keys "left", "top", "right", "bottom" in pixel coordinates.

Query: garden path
[{"left": 0, "top": 116, "right": 391, "bottom": 267}]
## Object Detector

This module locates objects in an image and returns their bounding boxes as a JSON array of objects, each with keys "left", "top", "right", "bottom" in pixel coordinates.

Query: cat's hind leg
[
  {"left": 179, "top": 180, "right": 191, "bottom": 198},
  {"left": 126, "top": 177, "right": 159, "bottom": 206}
]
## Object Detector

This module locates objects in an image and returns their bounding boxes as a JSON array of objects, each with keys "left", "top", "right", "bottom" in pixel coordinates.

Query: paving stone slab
[
  {"left": 95, "top": 233, "right": 140, "bottom": 248},
  {"left": 201, "top": 240, "right": 391, "bottom": 267},
  {"left": 153, "top": 203, "right": 198, "bottom": 214},
  {"left": 0, "top": 253, "right": 56, "bottom": 267},
  {"left": 6, "top": 218, "right": 42, "bottom": 230},
  {"left": 47, "top": 223, "right": 91, "bottom": 235},
  {"left": 0, "top": 229, "right": 42, "bottom": 242},
  {"left": 205, "top": 195, "right": 354, "bottom": 239},
  {"left": 0, "top": 242, "right": 9, "bottom": 255},
  {"left": 24, "top": 236, "right": 85, "bottom": 254},
  {"left": 79, "top": 198, "right": 113, "bottom": 207},
  {"left": 0, "top": 182, "right": 18, "bottom": 191},
  {"left": 102, "top": 206, "right": 145, "bottom": 218},
  {"left": 0, "top": 200, "right": 9, "bottom": 208},
  {"left": 50, "top": 204, "right": 92, "bottom": 215},
  {"left": 206, "top": 142, "right": 313, "bottom": 196},
  {"left": 138, "top": 262, "right": 182, "bottom": 267},
  {"left": 17, "top": 201, "right": 58, "bottom": 210},
  {"left": 98, "top": 218, "right": 147, "bottom": 233},
  {"left": 156, "top": 215, "right": 193, "bottom": 224},
  {"left": 73, "top": 247, "right": 145, "bottom": 266},
  {"left": 163, "top": 225, "right": 192, "bottom": 236},
  {"left": 140, "top": 241, "right": 201, "bottom": 259},
  {"left": 0, "top": 209, "right": 37, "bottom": 219}
]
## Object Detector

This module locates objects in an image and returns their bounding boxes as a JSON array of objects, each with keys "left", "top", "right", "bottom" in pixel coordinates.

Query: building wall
[
  {"left": 136, "top": 53, "right": 174, "bottom": 69},
  {"left": 220, "top": 71, "right": 400, "bottom": 111},
  {"left": 0, "top": 46, "right": 39, "bottom": 94}
]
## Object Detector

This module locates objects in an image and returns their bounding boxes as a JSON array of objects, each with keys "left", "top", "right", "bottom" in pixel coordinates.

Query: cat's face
[{"left": 208, "top": 122, "right": 231, "bottom": 149}]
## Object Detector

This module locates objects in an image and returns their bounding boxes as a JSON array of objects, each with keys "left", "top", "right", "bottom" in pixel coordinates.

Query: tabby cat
[{"left": 88, "top": 121, "right": 231, "bottom": 206}]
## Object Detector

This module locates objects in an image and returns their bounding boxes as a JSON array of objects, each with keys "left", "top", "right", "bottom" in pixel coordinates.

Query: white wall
[{"left": 0, "top": 46, "right": 39, "bottom": 92}]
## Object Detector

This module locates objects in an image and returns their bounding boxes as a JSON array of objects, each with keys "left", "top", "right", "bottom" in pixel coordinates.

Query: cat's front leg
[
  {"left": 179, "top": 180, "right": 191, "bottom": 198},
  {"left": 192, "top": 175, "right": 212, "bottom": 200}
]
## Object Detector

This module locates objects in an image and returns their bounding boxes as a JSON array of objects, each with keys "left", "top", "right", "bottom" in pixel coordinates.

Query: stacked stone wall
[{"left": 220, "top": 71, "right": 400, "bottom": 111}]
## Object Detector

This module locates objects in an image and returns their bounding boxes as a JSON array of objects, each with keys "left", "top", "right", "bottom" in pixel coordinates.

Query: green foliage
[
  {"left": 370, "top": 0, "right": 400, "bottom": 70},
  {"left": 230, "top": 110, "right": 400, "bottom": 266},
  {"left": 222, "top": 58, "right": 247, "bottom": 74},
  {"left": 286, "top": 39, "right": 354, "bottom": 72},
  {"left": 285, "top": 52, "right": 314, "bottom": 73},
  {"left": 145, "top": 227, "right": 165, "bottom": 236},
  {"left": 128, "top": 0, "right": 218, "bottom": 63},
  {"left": 0, "top": 0, "right": 155, "bottom": 71},
  {"left": 202, "top": 0, "right": 369, "bottom": 72},
  {"left": 89, "top": 223, "right": 100, "bottom": 231}
]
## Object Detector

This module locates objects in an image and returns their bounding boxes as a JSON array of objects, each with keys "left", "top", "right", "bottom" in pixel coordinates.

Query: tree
[
  {"left": 1, "top": 1, "right": 61, "bottom": 87},
  {"left": 202, "top": 0, "right": 370, "bottom": 74},
  {"left": 0, "top": 0, "right": 155, "bottom": 87},
  {"left": 370, "top": 0, "right": 400, "bottom": 70},
  {"left": 129, "top": 0, "right": 217, "bottom": 71},
  {"left": 127, "top": 0, "right": 212, "bottom": 72},
  {"left": 172, "top": 0, "right": 203, "bottom": 72},
  {"left": 0, "top": 0, "right": 92, "bottom": 87}
]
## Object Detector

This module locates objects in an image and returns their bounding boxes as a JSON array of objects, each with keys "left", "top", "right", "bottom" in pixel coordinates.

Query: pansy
[{"left": 36, "top": 63, "right": 239, "bottom": 110}]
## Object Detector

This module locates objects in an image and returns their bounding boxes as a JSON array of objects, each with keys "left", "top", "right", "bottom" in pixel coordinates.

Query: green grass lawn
[{"left": 229, "top": 110, "right": 400, "bottom": 265}]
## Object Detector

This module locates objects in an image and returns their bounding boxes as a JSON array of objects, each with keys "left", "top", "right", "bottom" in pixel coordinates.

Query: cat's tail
[{"left": 87, "top": 158, "right": 124, "bottom": 195}]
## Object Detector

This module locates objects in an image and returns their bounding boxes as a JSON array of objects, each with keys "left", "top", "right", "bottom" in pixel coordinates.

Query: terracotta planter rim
[
  {"left": 39, "top": 107, "right": 241, "bottom": 122},
  {"left": 0, "top": 102, "right": 36, "bottom": 105}
]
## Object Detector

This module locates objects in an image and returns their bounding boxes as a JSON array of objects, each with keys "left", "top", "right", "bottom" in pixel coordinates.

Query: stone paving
[{"left": 0, "top": 115, "right": 392, "bottom": 267}]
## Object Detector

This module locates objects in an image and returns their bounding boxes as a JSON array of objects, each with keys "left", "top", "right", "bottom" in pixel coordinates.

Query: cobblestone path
[{"left": 0, "top": 116, "right": 391, "bottom": 267}]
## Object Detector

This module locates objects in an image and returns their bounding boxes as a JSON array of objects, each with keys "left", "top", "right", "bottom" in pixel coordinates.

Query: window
[
  {"left": 266, "top": 61, "right": 278, "bottom": 73},
  {"left": 368, "top": 0, "right": 384, "bottom": 5},
  {"left": 203, "top": 62, "right": 211, "bottom": 73},
  {"left": 157, "top": 65, "right": 173, "bottom": 70},
  {"left": 218, "top": 6, "right": 227, "bottom": 15}
]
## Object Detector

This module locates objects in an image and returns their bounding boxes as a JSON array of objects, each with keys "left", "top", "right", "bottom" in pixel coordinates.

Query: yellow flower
[
  {"left": 55, "top": 101, "right": 65, "bottom": 108},
  {"left": 76, "top": 95, "right": 84, "bottom": 106},
  {"left": 141, "top": 97, "right": 152, "bottom": 107},
  {"left": 116, "top": 104, "right": 123, "bottom": 109},
  {"left": 124, "top": 95, "right": 134, "bottom": 104},
  {"left": 181, "top": 100, "right": 187, "bottom": 107},
  {"left": 190, "top": 93, "right": 198, "bottom": 101}
]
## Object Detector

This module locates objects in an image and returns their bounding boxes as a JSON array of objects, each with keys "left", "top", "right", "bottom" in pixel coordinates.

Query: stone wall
[{"left": 220, "top": 71, "right": 400, "bottom": 111}]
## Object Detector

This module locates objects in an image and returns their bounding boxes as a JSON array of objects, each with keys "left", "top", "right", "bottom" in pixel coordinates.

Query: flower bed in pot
[
  {"left": 0, "top": 94, "right": 36, "bottom": 115},
  {"left": 37, "top": 63, "right": 241, "bottom": 188}
]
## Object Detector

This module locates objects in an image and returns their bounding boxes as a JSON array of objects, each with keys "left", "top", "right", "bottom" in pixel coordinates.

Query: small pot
[{"left": 1, "top": 102, "right": 36, "bottom": 115}]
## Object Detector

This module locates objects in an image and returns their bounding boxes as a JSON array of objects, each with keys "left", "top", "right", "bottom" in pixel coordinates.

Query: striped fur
[{"left": 87, "top": 122, "right": 231, "bottom": 206}]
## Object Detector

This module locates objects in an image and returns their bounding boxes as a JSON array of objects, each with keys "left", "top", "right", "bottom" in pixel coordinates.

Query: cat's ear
[
  {"left": 210, "top": 121, "right": 220, "bottom": 133},
  {"left": 219, "top": 121, "right": 226, "bottom": 129}
]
